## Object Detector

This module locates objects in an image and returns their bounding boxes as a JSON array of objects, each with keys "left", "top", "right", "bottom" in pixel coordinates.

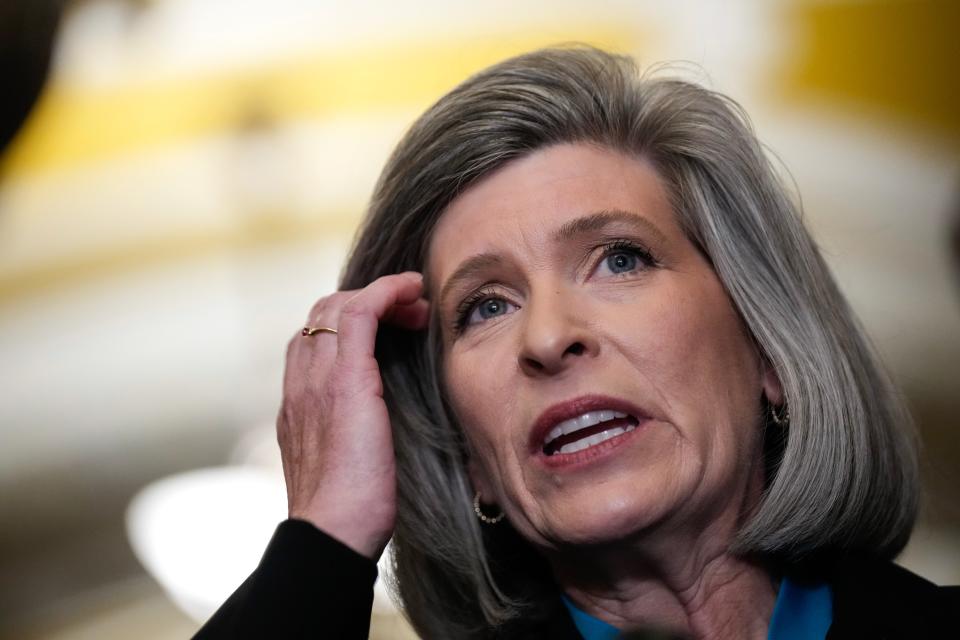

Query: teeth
[
  {"left": 545, "top": 410, "right": 629, "bottom": 445},
  {"left": 556, "top": 425, "right": 633, "bottom": 454}
]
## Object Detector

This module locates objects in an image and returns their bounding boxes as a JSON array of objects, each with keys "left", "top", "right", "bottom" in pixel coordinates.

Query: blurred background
[{"left": 0, "top": 0, "right": 957, "bottom": 638}]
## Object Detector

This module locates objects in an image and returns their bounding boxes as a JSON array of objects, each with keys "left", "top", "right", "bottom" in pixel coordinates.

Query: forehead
[{"left": 427, "top": 143, "right": 677, "bottom": 286}]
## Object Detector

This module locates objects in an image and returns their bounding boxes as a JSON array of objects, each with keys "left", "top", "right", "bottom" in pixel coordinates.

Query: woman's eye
[
  {"left": 453, "top": 289, "right": 519, "bottom": 335},
  {"left": 605, "top": 252, "right": 638, "bottom": 274},
  {"left": 595, "top": 243, "right": 655, "bottom": 277},
  {"left": 467, "top": 297, "right": 515, "bottom": 325}
]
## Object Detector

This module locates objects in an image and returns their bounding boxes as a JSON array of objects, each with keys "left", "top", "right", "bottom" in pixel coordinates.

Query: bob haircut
[{"left": 339, "top": 46, "right": 919, "bottom": 638}]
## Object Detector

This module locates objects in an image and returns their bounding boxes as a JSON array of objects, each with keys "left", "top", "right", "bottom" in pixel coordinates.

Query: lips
[
  {"left": 529, "top": 395, "right": 649, "bottom": 457},
  {"left": 544, "top": 411, "right": 637, "bottom": 455}
]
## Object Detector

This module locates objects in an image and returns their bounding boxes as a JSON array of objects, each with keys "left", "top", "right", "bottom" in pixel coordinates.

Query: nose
[{"left": 517, "top": 285, "right": 599, "bottom": 377}]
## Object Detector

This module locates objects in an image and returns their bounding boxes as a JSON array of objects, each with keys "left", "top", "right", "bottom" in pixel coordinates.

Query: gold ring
[{"left": 301, "top": 326, "right": 338, "bottom": 336}]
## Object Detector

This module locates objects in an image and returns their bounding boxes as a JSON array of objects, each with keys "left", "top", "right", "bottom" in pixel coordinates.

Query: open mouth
[{"left": 542, "top": 410, "right": 640, "bottom": 456}]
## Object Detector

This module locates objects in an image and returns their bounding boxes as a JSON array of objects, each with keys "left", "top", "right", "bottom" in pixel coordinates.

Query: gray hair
[{"left": 339, "top": 46, "right": 919, "bottom": 638}]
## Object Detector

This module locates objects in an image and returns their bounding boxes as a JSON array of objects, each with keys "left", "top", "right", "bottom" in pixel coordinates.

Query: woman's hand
[{"left": 278, "top": 272, "right": 428, "bottom": 559}]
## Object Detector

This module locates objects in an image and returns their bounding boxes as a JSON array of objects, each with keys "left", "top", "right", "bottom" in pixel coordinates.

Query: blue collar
[
  {"left": 561, "top": 576, "right": 832, "bottom": 640},
  {"left": 560, "top": 594, "right": 621, "bottom": 640},
  {"left": 767, "top": 576, "right": 832, "bottom": 640}
]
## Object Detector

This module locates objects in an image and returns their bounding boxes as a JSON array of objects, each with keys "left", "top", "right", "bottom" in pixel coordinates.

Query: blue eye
[
  {"left": 475, "top": 298, "right": 507, "bottom": 320},
  {"left": 454, "top": 289, "right": 518, "bottom": 333},
  {"left": 605, "top": 252, "right": 638, "bottom": 274},
  {"left": 596, "top": 241, "right": 656, "bottom": 277},
  {"left": 466, "top": 297, "right": 516, "bottom": 326}
]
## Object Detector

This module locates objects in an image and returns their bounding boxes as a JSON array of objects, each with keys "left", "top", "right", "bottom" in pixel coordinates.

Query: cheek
[
  {"left": 444, "top": 352, "right": 518, "bottom": 476},
  {"left": 615, "top": 276, "right": 761, "bottom": 440}
]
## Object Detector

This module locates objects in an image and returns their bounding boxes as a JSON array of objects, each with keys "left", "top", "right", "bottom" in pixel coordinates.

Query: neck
[
  {"left": 553, "top": 541, "right": 776, "bottom": 639},
  {"left": 548, "top": 473, "right": 776, "bottom": 639}
]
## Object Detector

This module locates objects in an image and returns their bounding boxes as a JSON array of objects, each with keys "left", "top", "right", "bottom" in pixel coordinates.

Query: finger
[
  {"left": 305, "top": 292, "right": 351, "bottom": 327},
  {"left": 285, "top": 326, "right": 332, "bottom": 381},
  {"left": 383, "top": 298, "right": 430, "bottom": 330},
  {"left": 294, "top": 292, "right": 351, "bottom": 365},
  {"left": 285, "top": 320, "right": 338, "bottom": 398},
  {"left": 336, "top": 272, "right": 424, "bottom": 360}
]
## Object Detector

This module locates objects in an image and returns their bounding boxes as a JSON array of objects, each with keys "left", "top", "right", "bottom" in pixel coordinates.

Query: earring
[
  {"left": 473, "top": 492, "right": 505, "bottom": 525},
  {"left": 768, "top": 400, "right": 790, "bottom": 426}
]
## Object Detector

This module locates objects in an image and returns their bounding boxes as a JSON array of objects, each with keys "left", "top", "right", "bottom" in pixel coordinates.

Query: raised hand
[{"left": 278, "top": 272, "right": 428, "bottom": 559}]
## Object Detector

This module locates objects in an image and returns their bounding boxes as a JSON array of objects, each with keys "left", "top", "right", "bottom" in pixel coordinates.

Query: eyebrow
[
  {"left": 437, "top": 209, "right": 667, "bottom": 308},
  {"left": 553, "top": 209, "right": 668, "bottom": 245},
  {"left": 437, "top": 253, "right": 506, "bottom": 309}
]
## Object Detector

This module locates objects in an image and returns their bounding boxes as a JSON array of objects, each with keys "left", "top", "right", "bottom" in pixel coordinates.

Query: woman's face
[{"left": 427, "top": 143, "right": 779, "bottom": 550}]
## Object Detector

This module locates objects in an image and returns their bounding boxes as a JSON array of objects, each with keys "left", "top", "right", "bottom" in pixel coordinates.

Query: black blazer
[{"left": 194, "top": 519, "right": 957, "bottom": 639}]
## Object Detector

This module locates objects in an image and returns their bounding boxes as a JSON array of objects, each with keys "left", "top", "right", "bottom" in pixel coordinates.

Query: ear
[
  {"left": 761, "top": 357, "right": 784, "bottom": 406},
  {"left": 467, "top": 456, "right": 496, "bottom": 504}
]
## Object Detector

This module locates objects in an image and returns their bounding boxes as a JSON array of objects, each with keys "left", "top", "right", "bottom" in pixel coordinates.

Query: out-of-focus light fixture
[
  {"left": 126, "top": 466, "right": 287, "bottom": 622},
  {"left": 127, "top": 465, "right": 402, "bottom": 624}
]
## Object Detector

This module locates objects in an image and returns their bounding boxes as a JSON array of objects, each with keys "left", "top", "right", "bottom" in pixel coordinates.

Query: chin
[{"left": 544, "top": 493, "right": 674, "bottom": 549}]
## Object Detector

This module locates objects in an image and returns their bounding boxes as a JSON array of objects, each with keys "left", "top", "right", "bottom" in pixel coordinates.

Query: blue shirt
[{"left": 561, "top": 576, "right": 833, "bottom": 640}]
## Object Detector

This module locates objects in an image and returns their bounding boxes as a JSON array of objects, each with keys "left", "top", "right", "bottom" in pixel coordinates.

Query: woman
[{"left": 196, "top": 47, "right": 955, "bottom": 639}]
